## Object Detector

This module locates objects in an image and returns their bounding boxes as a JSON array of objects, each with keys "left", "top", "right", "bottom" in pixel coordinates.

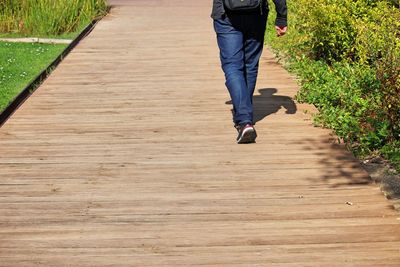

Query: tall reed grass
[{"left": 0, "top": 0, "right": 107, "bottom": 36}]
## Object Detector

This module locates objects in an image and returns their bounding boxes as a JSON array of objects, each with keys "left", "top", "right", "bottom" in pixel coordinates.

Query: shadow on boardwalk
[
  {"left": 301, "top": 138, "right": 374, "bottom": 187},
  {"left": 255, "top": 89, "right": 374, "bottom": 188},
  {"left": 253, "top": 88, "right": 297, "bottom": 123},
  {"left": 227, "top": 88, "right": 375, "bottom": 188},
  {"left": 225, "top": 87, "right": 297, "bottom": 123}
]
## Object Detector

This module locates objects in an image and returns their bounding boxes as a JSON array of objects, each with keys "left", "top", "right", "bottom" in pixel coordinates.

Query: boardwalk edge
[{"left": 0, "top": 16, "right": 105, "bottom": 128}]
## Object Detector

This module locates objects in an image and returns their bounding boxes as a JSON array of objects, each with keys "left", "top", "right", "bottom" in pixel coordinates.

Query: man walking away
[{"left": 212, "top": 0, "right": 287, "bottom": 143}]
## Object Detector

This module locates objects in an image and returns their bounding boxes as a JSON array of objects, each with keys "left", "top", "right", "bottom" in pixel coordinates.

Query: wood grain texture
[{"left": 0, "top": 0, "right": 399, "bottom": 266}]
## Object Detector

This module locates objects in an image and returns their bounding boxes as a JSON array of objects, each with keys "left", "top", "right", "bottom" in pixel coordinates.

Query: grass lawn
[
  {"left": 0, "top": 41, "right": 67, "bottom": 112},
  {"left": 0, "top": 1, "right": 108, "bottom": 114}
]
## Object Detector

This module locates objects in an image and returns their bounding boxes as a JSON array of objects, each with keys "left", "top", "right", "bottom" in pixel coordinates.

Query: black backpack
[{"left": 223, "top": 0, "right": 262, "bottom": 11}]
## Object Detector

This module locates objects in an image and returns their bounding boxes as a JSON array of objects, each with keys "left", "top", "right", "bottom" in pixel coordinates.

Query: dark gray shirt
[{"left": 211, "top": 0, "right": 288, "bottom": 27}]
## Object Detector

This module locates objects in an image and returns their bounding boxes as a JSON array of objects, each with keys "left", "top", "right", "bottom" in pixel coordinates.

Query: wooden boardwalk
[{"left": 1, "top": 0, "right": 400, "bottom": 266}]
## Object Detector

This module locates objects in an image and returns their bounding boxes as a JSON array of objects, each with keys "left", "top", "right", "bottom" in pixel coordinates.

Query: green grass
[
  {"left": 0, "top": 0, "right": 107, "bottom": 37},
  {"left": 0, "top": 42, "right": 66, "bottom": 111},
  {"left": 0, "top": 0, "right": 108, "bottom": 113}
]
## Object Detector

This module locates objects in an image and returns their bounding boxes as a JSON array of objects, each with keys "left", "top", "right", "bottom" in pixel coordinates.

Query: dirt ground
[{"left": 362, "top": 157, "right": 400, "bottom": 212}]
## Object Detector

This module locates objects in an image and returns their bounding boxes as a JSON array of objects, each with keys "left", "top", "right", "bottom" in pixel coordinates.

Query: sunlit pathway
[{"left": 0, "top": 0, "right": 399, "bottom": 266}]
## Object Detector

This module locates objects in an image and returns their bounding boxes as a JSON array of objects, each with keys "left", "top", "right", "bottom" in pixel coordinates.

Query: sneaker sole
[{"left": 237, "top": 127, "right": 257, "bottom": 144}]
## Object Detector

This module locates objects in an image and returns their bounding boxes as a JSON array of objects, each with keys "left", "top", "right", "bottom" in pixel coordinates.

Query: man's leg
[
  {"left": 243, "top": 13, "right": 268, "bottom": 116},
  {"left": 214, "top": 16, "right": 253, "bottom": 126}
]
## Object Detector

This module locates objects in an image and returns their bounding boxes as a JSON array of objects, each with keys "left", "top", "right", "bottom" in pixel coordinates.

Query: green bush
[
  {"left": 0, "top": 0, "right": 108, "bottom": 36},
  {"left": 266, "top": 0, "right": 400, "bottom": 167},
  {"left": 285, "top": 0, "right": 394, "bottom": 63},
  {"left": 291, "top": 58, "right": 385, "bottom": 153},
  {"left": 356, "top": 8, "right": 400, "bottom": 142}
]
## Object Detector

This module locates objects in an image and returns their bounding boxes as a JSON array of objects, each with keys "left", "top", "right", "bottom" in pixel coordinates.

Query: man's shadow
[{"left": 226, "top": 88, "right": 297, "bottom": 123}]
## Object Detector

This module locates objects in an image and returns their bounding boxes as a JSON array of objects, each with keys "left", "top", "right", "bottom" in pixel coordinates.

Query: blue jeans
[{"left": 214, "top": 11, "right": 268, "bottom": 126}]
